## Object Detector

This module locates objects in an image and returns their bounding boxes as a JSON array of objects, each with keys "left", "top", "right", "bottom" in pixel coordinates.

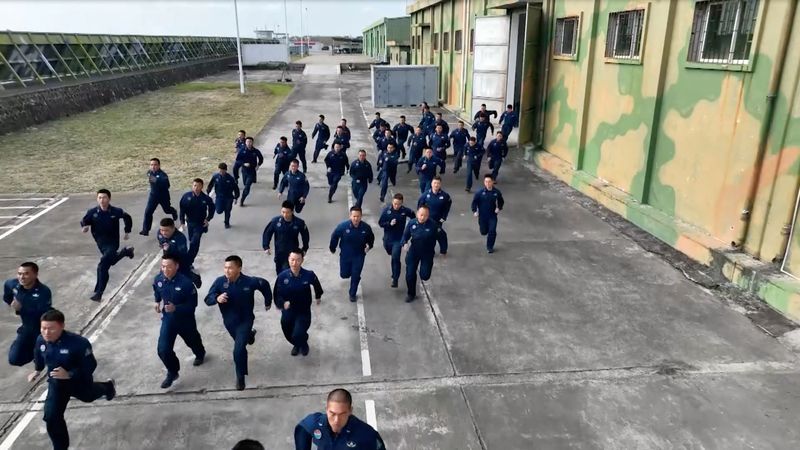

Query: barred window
[
  {"left": 454, "top": 30, "right": 463, "bottom": 52},
  {"left": 688, "top": 0, "right": 759, "bottom": 64},
  {"left": 605, "top": 9, "right": 645, "bottom": 59},
  {"left": 554, "top": 17, "right": 579, "bottom": 57},
  {"left": 433, "top": 32, "right": 439, "bottom": 51},
  {"left": 443, "top": 32, "right": 450, "bottom": 51}
]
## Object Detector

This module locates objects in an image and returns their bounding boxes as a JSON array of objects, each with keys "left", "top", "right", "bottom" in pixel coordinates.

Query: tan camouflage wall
[{"left": 541, "top": 0, "right": 800, "bottom": 275}]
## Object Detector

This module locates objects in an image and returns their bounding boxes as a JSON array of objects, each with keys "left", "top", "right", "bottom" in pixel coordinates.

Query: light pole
[
  {"left": 233, "top": 0, "right": 245, "bottom": 94},
  {"left": 299, "top": 0, "right": 305, "bottom": 56}
]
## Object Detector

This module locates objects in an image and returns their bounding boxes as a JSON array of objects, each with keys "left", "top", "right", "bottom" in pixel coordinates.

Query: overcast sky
[{"left": 0, "top": 0, "right": 410, "bottom": 38}]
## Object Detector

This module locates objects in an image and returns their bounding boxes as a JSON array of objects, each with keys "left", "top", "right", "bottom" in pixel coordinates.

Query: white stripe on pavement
[{"left": 0, "top": 197, "right": 69, "bottom": 241}]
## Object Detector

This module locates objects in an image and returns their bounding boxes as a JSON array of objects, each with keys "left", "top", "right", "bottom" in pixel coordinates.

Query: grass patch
[{"left": 0, "top": 80, "right": 293, "bottom": 194}]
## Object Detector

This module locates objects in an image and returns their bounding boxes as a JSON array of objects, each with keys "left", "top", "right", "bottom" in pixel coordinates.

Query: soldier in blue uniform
[
  {"left": 262, "top": 201, "right": 310, "bottom": 275},
  {"left": 332, "top": 126, "right": 351, "bottom": 155},
  {"left": 419, "top": 104, "right": 436, "bottom": 135},
  {"left": 239, "top": 138, "right": 264, "bottom": 206},
  {"left": 415, "top": 147, "right": 444, "bottom": 194},
  {"left": 471, "top": 113, "right": 495, "bottom": 148},
  {"left": 139, "top": 158, "right": 177, "bottom": 236},
  {"left": 486, "top": 131, "right": 509, "bottom": 182},
  {"left": 205, "top": 255, "right": 272, "bottom": 390},
  {"left": 392, "top": 115, "right": 414, "bottom": 159},
  {"left": 325, "top": 143, "right": 349, "bottom": 203},
  {"left": 29, "top": 309, "right": 116, "bottom": 450},
  {"left": 339, "top": 119, "right": 352, "bottom": 146},
  {"left": 449, "top": 121, "right": 470, "bottom": 173},
  {"left": 207, "top": 162, "right": 240, "bottom": 228},
  {"left": 465, "top": 136, "right": 485, "bottom": 193},
  {"left": 434, "top": 112, "right": 450, "bottom": 135},
  {"left": 157, "top": 217, "right": 202, "bottom": 288},
  {"left": 274, "top": 249, "right": 324, "bottom": 356},
  {"left": 402, "top": 204, "right": 444, "bottom": 302},
  {"left": 376, "top": 128, "right": 396, "bottom": 154},
  {"left": 473, "top": 104, "right": 498, "bottom": 122},
  {"left": 279, "top": 159, "right": 311, "bottom": 213},
  {"left": 407, "top": 126, "right": 427, "bottom": 173},
  {"left": 429, "top": 124, "right": 450, "bottom": 167},
  {"left": 417, "top": 176, "right": 451, "bottom": 257},
  {"left": 292, "top": 120, "right": 309, "bottom": 173},
  {"left": 3, "top": 262, "right": 52, "bottom": 366},
  {"left": 329, "top": 207, "right": 375, "bottom": 302},
  {"left": 378, "top": 194, "right": 415, "bottom": 288},
  {"left": 368, "top": 112, "right": 389, "bottom": 135},
  {"left": 377, "top": 142, "right": 400, "bottom": 203},
  {"left": 80, "top": 189, "right": 134, "bottom": 302},
  {"left": 499, "top": 104, "right": 519, "bottom": 144},
  {"left": 471, "top": 174, "right": 505, "bottom": 253},
  {"left": 273, "top": 136, "right": 295, "bottom": 190},
  {"left": 349, "top": 150, "right": 374, "bottom": 209},
  {"left": 179, "top": 178, "right": 215, "bottom": 266},
  {"left": 232, "top": 129, "right": 247, "bottom": 182},
  {"left": 312, "top": 115, "right": 331, "bottom": 163},
  {"left": 295, "top": 389, "right": 385, "bottom": 450},
  {"left": 152, "top": 255, "right": 206, "bottom": 389}
]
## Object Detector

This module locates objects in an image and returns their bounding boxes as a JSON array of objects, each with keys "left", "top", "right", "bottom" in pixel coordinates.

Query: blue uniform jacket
[
  {"left": 378, "top": 205, "right": 415, "bottom": 243},
  {"left": 472, "top": 121, "right": 495, "bottom": 138},
  {"left": 325, "top": 151, "right": 349, "bottom": 176},
  {"left": 157, "top": 229, "right": 191, "bottom": 269},
  {"left": 152, "top": 272, "right": 198, "bottom": 319},
  {"left": 34, "top": 331, "right": 97, "bottom": 382},
  {"left": 312, "top": 123, "right": 330, "bottom": 143},
  {"left": 428, "top": 132, "right": 450, "bottom": 152},
  {"left": 466, "top": 143, "right": 485, "bottom": 163},
  {"left": 329, "top": 221, "right": 375, "bottom": 258},
  {"left": 369, "top": 118, "right": 389, "bottom": 130},
  {"left": 3, "top": 279, "right": 52, "bottom": 330},
  {"left": 240, "top": 148, "right": 264, "bottom": 174},
  {"left": 415, "top": 155, "right": 444, "bottom": 178},
  {"left": 392, "top": 123, "right": 414, "bottom": 145},
  {"left": 80, "top": 205, "right": 133, "bottom": 245},
  {"left": 471, "top": 187, "right": 505, "bottom": 217},
  {"left": 273, "top": 268, "right": 323, "bottom": 316},
  {"left": 279, "top": 170, "right": 311, "bottom": 201},
  {"left": 179, "top": 192, "right": 214, "bottom": 225},
  {"left": 419, "top": 111, "right": 436, "bottom": 133},
  {"left": 147, "top": 169, "right": 171, "bottom": 197},
  {"left": 204, "top": 274, "right": 272, "bottom": 326},
  {"left": 402, "top": 218, "right": 442, "bottom": 257},
  {"left": 207, "top": 172, "right": 240, "bottom": 199},
  {"left": 349, "top": 160, "right": 374, "bottom": 184},
  {"left": 486, "top": 139, "right": 509, "bottom": 160},
  {"left": 292, "top": 129, "right": 308, "bottom": 151},
  {"left": 376, "top": 135, "right": 396, "bottom": 152},
  {"left": 235, "top": 138, "right": 246, "bottom": 152},
  {"left": 418, "top": 189, "right": 452, "bottom": 222},
  {"left": 262, "top": 216, "right": 310, "bottom": 254},
  {"left": 499, "top": 110, "right": 519, "bottom": 128},
  {"left": 377, "top": 150, "right": 399, "bottom": 173},
  {"left": 295, "top": 412, "right": 385, "bottom": 450},
  {"left": 332, "top": 135, "right": 350, "bottom": 151},
  {"left": 274, "top": 144, "right": 295, "bottom": 165},
  {"left": 449, "top": 128, "right": 470, "bottom": 148},
  {"left": 409, "top": 133, "right": 427, "bottom": 155},
  {"left": 435, "top": 118, "right": 450, "bottom": 135}
]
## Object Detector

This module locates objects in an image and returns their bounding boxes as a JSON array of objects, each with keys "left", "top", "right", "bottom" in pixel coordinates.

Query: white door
[{"left": 471, "top": 15, "right": 510, "bottom": 119}]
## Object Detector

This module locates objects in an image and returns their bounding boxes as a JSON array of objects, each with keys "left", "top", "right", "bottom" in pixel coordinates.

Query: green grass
[{"left": 0, "top": 80, "right": 293, "bottom": 193}]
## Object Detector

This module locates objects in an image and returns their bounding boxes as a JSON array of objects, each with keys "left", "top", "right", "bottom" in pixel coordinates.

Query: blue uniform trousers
[
  {"left": 232, "top": 160, "right": 243, "bottom": 181},
  {"left": 157, "top": 315, "right": 205, "bottom": 375},
  {"left": 215, "top": 197, "right": 234, "bottom": 226},
  {"left": 479, "top": 214, "right": 499, "bottom": 250},
  {"left": 8, "top": 326, "right": 38, "bottom": 366},
  {"left": 501, "top": 125, "right": 513, "bottom": 141},
  {"left": 142, "top": 194, "right": 177, "bottom": 233},
  {"left": 241, "top": 171, "right": 255, "bottom": 204},
  {"left": 273, "top": 251, "right": 290, "bottom": 275},
  {"left": 405, "top": 250, "right": 434, "bottom": 298},
  {"left": 224, "top": 320, "right": 253, "bottom": 380},
  {"left": 327, "top": 173, "right": 342, "bottom": 201},
  {"left": 340, "top": 254, "right": 365, "bottom": 298},
  {"left": 379, "top": 167, "right": 396, "bottom": 202},
  {"left": 418, "top": 176, "right": 432, "bottom": 194},
  {"left": 490, "top": 157, "right": 503, "bottom": 181},
  {"left": 186, "top": 222, "right": 206, "bottom": 267},
  {"left": 466, "top": 160, "right": 481, "bottom": 191},
  {"left": 383, "top": 240, "right": 403, "bottom": 283},
  {"left": 95, "top": 242, "right": 126, "bottom": 294},
  {"left": 280, "top": 312, "right": 311, "bottom": 350},
  {"left": 351, "top": 180, "right": 367, "bottom": 208},
  {"left": 452, "top": 145, "right": 466, "bottom": 172},
  {"left": 44, "top": 379, "right": 110, "bottom": 450}
]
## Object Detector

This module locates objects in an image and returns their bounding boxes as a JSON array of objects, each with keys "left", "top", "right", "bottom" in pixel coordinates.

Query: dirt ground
[{"left": 0, "top": 81, "right": 292, "bottom": 194}]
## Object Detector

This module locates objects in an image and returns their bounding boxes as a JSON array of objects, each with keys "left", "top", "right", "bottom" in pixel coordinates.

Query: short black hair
[
  {"left": 41, "top": 309, "right": 65, "bottom": 324},
  {"left": 295, "top": 120, "right": 302, "bottom": 126},
  {"left": 418, "top": 203, "right": 429, "bottom": 211},
  {"left": 387, "top": 142, "right": 395, "bottom": 148},
  {"left": 469, "top": 136, "right": 477, "bottom": 142},
  {"left": 432, "top": 175, "right": 442, "bottom": 182},
  {"left": 392, "top": 193, "right": 404, "bottom": 201},
  {"left": 358, "top": 149, "right": 366, "bottom": 154},
  {"left": 289, "top": 248, "right": 305, "bottom": 257},
  {"left": 280, "top": 136, "right": 288, "bottom": 142},
  {"left": 484, "top": 173, "right": 494, "bottom": 180},
  {"left": 374, "top": 112, "right": 380, "bottom": 116},
  {"left": 349, "top": 206, "right": 362, "bottom": 214},
  {"left": 245, "top": 136, "right": 254, "bottom": 142},
  {"left": 159, "top": 217, "right": 175, "bottom": 227},
  {"left": 97, "top": 189, "right": 111, "bottom": 198},
  {"left": 162, "top": 254, "right": 180, "bottom": 265},
  {"left": 225, "top": 255, "right": 243, "bottom": 267},
  {"left": 281, "top": 200, "right": 294, "bottom": 210},
  {"left": 436, "top": 112, "right": 442, "bottom": 117},
  {"left": 481, "top": 103, "right": 487, "bottom": 107},
  {"left": 232, "top": 439, "right": 264, "bottom": 450},
  {"left": 238, "top": 129, "right": 246, "bottom": 134},
  {"left": 400, "top": 115, "right": 406, "bottom": 119},
  {"left": 327, "top": 388, "right": 353, "bottom": 406},
  {"left": 507, "top": 104, "right": 513, "bottom": 109},
  {"left": 336, "top": 126, "right": 343, "bottom": 130},
  {"left": 218, "top": 162, "right": 228, "bottom": 170},
  {"left": 193, "top": 178, "right": 204, "bottom": 186},
  {"left": 150, "top": 157, "right": 160, "bottom": 164},
  {"left": 20, "top": 261, "right": 39, "bottom": 273},
  {"left": 458, "top": 120, "right": 464, "bottom": 124},
  {"left": 290, "top": 159, "right": 300, "bottom": 165},
  {"left": 319, "top": 114, "right": 325, "bottom": 119},
  {"left": 341, "top": 118, "right": 347, "bottom": 123}
]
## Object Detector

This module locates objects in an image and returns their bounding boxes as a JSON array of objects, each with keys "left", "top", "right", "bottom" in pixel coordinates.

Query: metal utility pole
[
  {"left": 233, "top": 0, "right": 245, "bottom": 94},
  {"left": 300, "top": 0, "right": 305, "bottom": 56}
]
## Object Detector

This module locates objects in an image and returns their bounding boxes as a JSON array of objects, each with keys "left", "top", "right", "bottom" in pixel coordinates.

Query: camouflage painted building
[
  {"left": 408, "top": 0, "right": 800, "bottom": 323},
  {"left": 362, "top": 17, "right": 412, "bottom": 64}
]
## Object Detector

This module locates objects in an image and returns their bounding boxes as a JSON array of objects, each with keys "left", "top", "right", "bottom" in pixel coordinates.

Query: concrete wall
[
  {"left": 242, "top": 44, "right": 289, "bottom": 64},
  {"left": 363, "top": 22, "right": 388, "bottom": 62},
  {"left": 0, "top": 57, "right": 235, "bottom": 135}
]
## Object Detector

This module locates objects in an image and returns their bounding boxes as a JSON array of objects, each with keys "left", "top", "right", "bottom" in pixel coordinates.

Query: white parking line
[
  {"left": 365, "top": 399, "right": 378, "bottom": 429},
  {"left": 0, "top": 216, "right": 28, "bottom": 219},
  {"left": 0, "top": 197, "right": 69, "bottom": 241},
  {"left": 0, "top": 197, "right": 54, "bottom": 201},
  {"left": 338, "top": 87, "right": 344, "bottom": 118},
  {"left": 0, "top": 206, "right": 45, "bottom": 209}
]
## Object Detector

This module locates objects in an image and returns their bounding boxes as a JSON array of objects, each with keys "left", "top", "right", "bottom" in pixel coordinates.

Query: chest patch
[
  {"left": 59, "top": 349, "right": 69, "bottom": 354},
  {"left": 313, "top": 429, "right": 322, "bottom": 439}
]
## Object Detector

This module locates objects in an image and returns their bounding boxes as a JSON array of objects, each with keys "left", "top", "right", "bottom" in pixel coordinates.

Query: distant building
[
  {"left": 362, "top": 16, "right": 411, "bottom": 64},
  {"left": 332, "top": 36, "right": 363, "bottom": 54}
]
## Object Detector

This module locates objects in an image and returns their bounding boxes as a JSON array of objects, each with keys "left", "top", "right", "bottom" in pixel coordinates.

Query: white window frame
[
  {"left": 694, "top": 0, "right": 757, "bottom": 65},
  {"left": 554, "top": 16, "right": 580, "bottom": 59},
  {"left": 607, "top": 9, "right": 645, "bottom": 60}
]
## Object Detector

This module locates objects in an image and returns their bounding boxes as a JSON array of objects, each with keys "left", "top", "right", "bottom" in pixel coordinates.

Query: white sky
[{"left": 0, "top": 0, "right": 410, "bottom": 38}]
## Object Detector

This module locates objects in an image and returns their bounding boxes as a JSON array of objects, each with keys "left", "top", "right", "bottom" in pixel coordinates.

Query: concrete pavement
[{"left": 0, "top": 67, "right": 799, "bottom": 449}]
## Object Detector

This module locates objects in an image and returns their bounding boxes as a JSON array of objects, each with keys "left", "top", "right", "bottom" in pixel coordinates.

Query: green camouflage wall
[{"left": 541, "top": 0, "right": 800, "bottom": 281}]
